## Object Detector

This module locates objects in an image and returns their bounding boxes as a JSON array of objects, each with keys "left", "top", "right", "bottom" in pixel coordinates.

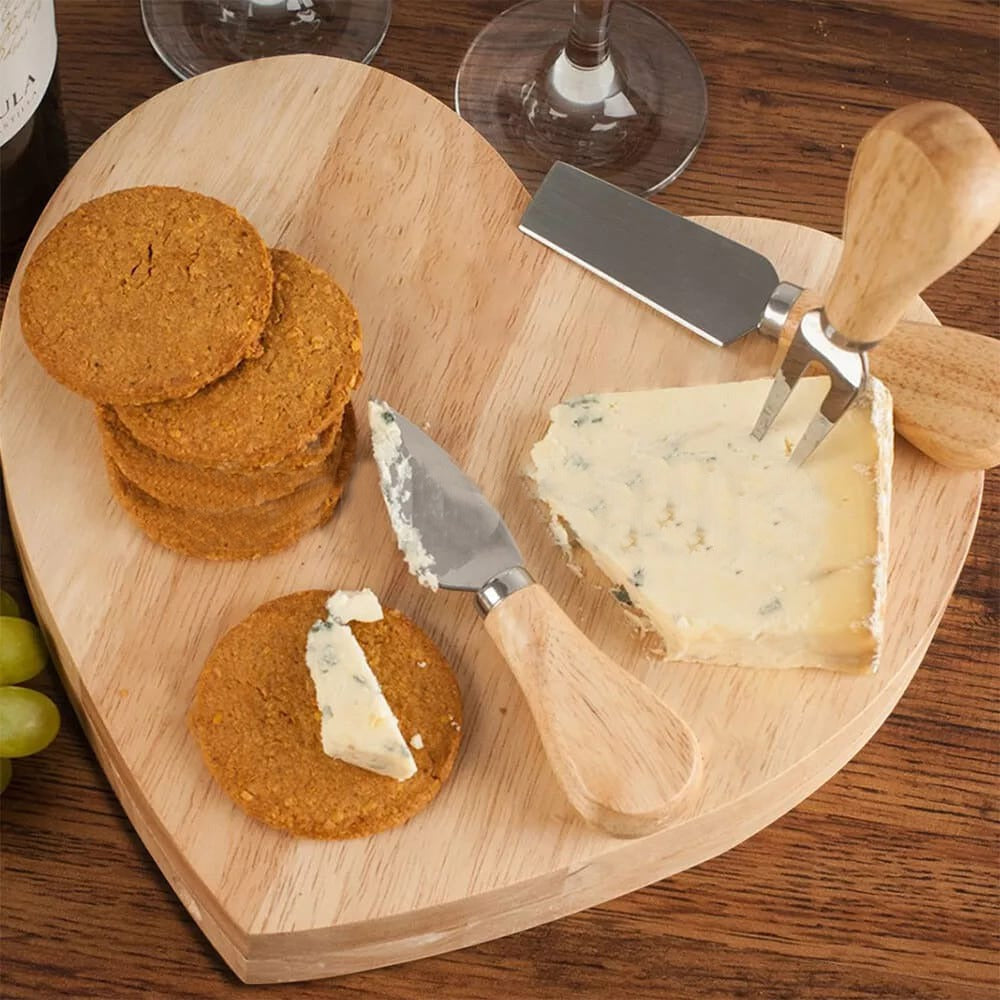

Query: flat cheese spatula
[
  {"left": 520, "top": 103, "right": 1000, "bottom": 468},
  {"left": 369, "top": 399, "right": 701, "bottom": 839}
]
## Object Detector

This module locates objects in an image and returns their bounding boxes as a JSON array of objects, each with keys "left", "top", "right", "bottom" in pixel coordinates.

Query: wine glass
[
  {"left": 141, "top": 0, "right": 391, "bottom": 80},
  {"left": 455, "top": 0, "right": 707, "bottom": 196}
]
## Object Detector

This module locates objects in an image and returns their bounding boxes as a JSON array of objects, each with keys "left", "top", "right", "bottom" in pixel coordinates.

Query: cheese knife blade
[
  {"left": 519, "top": 161, "right": 782, "bottom": 347},
  {"left": 368, "top": 399, "right": 701, "bottom": 839},
  {"left": 368, "top": 400, "right": 523, "bottom": 594}
]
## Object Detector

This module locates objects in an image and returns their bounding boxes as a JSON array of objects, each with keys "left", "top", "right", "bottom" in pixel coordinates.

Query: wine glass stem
[{"left": 565, "top": 0, "right": 612, "bottom": 68}]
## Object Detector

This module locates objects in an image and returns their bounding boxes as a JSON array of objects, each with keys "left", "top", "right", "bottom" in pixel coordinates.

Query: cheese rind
[
  {"left": 305, "top": 589, "right": 417, "bottom": 780},
  {"left": 529, "top": 377, "right": 892, "bottom": 672}
]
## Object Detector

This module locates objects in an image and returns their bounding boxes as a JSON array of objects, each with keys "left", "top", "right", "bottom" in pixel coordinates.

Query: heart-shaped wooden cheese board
[{"left": 0, "top": 56, "right": 982, "bottom": 983}]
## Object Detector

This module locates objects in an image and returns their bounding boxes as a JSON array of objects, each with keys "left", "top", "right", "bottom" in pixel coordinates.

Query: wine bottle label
[{"left": 0, "top": 0, "right": 58, "bottom": 147}]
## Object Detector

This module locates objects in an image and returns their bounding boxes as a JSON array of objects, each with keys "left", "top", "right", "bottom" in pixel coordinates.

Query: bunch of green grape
[{"left": 0, "top": 590, "right": 60, "bottom": 793}]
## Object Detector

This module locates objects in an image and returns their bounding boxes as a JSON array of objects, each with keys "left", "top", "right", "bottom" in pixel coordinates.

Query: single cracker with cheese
[
  {"left": 529, "top": 376, "right": 892, "bottom": 673},
  {"left": 190, "top": 590, "right": 462, "bottom": 839}
]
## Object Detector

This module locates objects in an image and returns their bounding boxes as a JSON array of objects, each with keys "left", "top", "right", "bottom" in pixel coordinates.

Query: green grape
[
  {"left": 0, "top": 757, "right": 10, "bottom": 794},
  {"left": 0, "top": 591, "right": 19, "bottom": 618},
  {"left": 0, "top": 617, "right": 47, "bottom": 685},
  {"left": 0, "top": 686, "right": 60, "bottom": 757}
]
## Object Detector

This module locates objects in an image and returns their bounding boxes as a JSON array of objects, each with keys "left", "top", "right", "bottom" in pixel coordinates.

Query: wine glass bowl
[
  {"left": 455, "top": 0, "right": 707, "bottom": 196},
  {"left": 141, "top": 0, "right": 391, "bottom": 80}
]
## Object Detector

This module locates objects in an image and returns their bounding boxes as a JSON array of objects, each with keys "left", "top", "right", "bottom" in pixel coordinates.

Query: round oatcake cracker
[
  {"left": 114, "top": 248, "right": 362, "bottom": 470},
  {"left": 97, "top": 403, "right": 351, "bottom": 513},
  {"left": 105, "top": 406, "right": 356, "bottom": 560},
  {"left": 19, "top": 186, "right": 272, "bottom": 404},
  {"left": 189, "top": 590, "right": 463, "bottom": 839}
]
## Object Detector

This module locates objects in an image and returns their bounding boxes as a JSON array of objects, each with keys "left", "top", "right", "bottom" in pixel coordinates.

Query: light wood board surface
[{"left": 0, "top": 56, "right": 983, "bottom": 984}]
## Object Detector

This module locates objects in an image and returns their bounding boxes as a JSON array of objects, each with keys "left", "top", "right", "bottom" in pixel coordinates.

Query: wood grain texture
[
  {"left": 868, "top": 320, "right": 1000, "bottom": 469},
  {"left": 823, "top": 102, "right": 1000, "bottom": 348},
  {"left": 0, "top": 1, "right": 996, "bottom": 998},
  {"left": 775, "top": 290, "right": 1000, "bottom": 468},
  {"left": 0, "top": 50, "right": 983, "bottom": 983},
  {"left": 482, "top": 583, "right": 702, "bottom": 837}
]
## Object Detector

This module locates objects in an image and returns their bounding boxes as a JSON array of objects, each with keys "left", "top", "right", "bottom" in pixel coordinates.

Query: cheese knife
[
  {"left": 368, "top": 399, "right": 701, "bottom": 839},
  {"left": 520, "top": 158, "right": 1000, "bottom": 470}
]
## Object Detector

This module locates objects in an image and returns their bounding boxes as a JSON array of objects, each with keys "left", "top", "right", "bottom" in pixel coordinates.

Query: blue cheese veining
[
  {"left": 305, "top": 589, "right": 417, "bottom": 780},
  {"left": 369, "top": 400, "right": 439, "bottom": 590},
  {"left": 529, "top": 376, "right": 893, "bottom": 673}
]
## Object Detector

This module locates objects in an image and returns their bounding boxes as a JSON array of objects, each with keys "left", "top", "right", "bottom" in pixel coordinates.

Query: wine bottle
[{"left": 1, "top": 0, "right": 69, "bottom": 280}]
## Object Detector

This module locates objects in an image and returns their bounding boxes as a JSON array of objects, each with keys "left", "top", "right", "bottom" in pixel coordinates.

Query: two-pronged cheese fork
[{"left": 752, "top": 101, "right": 1000, "bottom": 463}]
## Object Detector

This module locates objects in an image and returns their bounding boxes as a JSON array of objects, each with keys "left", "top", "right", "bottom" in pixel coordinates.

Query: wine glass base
[
  {"left": 454, "top": 0, "right": 707, "bottom": 196},
  {"left": 141, "top": 0, "right": 391, "bottom": 80}
]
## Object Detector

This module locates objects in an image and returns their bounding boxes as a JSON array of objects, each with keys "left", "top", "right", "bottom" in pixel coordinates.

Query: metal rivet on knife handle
[
  {"left": 476, "top": 566, "right": 534, "bottom": 616},
  {"left": 753, "top": 101, "right": 1000, "bottom": 463}
]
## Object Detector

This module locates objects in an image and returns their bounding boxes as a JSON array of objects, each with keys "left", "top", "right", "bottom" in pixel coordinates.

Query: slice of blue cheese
[
  {"left": 529, "top": 376, "right": 893, "bottom": 673},
  {"left": 305, "top": 589, "right": 417, "bottom": 781}
]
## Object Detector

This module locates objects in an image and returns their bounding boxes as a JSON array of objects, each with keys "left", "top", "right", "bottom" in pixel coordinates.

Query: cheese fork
[{"left": 752, "top": 101, "right": 1000, "bottom": 464}]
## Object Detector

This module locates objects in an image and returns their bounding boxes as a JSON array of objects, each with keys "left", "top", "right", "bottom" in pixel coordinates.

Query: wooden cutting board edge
[
  {"left": 10, "top": 482, "right": 980, "bottom": 984},
  {"left": 0, "top": 54, "right": 986, "bottom": 985}
]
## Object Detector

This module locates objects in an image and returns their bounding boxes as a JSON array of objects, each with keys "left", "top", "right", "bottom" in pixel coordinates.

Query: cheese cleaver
[
  {"left": 520, "top": 161, "right": 1000, "bottom": 470},
  {"left": 368, "top": 399, "right": 701, "bottom": 839}
]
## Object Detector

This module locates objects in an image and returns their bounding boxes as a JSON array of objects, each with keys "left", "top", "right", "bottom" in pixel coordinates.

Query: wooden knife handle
[
  {"left": 483, "top": 583, "right": 701, "bottom": 838},
  {"left": 776, "top": 289, "right": 1000, "bottom": 469},
  {"left": 824, "top": 101, "right": 1000, "bottom": 350}
]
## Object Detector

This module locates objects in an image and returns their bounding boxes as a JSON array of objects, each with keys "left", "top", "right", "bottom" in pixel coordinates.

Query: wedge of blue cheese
[
  {"left": 529, "top": 376, "right": 892, "bottom": 673},
  {"left": 305, "top": 589, "right": 417, "bottom": 780}
]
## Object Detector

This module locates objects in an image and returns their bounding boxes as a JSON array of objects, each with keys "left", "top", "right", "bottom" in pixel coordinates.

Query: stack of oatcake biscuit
[{"left": 19, "top": 186, "right": 361, "bottom": 560}]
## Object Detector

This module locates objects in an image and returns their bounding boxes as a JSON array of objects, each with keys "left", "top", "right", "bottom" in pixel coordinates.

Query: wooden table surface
[{"left": 1, "top": 1, "right": 996, "bottom": 997}]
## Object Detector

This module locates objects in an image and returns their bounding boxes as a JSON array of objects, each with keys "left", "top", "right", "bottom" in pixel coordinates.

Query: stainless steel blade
[
  {"left": 369, "top": 400, "right": 523, "bottom": 593},
  {"left": 519, "top": 162, "right": 781, "bottom": 347},
  {"left": 751, "top": 309, "right": 868, "bottom": 464}
]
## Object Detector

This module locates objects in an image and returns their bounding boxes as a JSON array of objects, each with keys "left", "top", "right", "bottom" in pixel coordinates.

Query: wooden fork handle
[
  {"left": 774, "top": 288, "right": 1000, "bottom": 469},
  {"left": 483, "top": 583, "right": 701, "bottom": 838},
  {"left": 825, "top": 101, "right": 1000, "bottom": 350}
]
